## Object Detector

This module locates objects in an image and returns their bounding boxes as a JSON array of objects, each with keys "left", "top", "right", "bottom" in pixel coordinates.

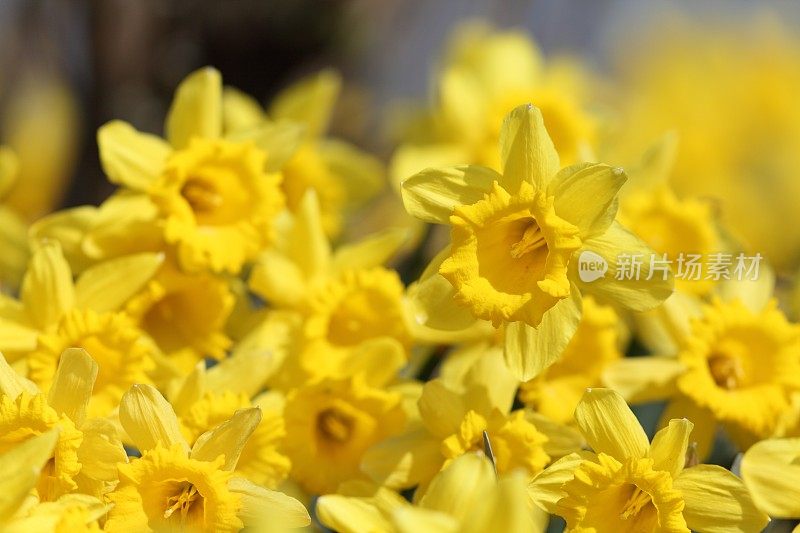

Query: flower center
[
  {"left": 317, "top": 408, "right": 353, "bottom": 443},
  {"left": 509, "top": 220, "right": 546, "bottom": 258},
  {"left": 707, "top": 353, "right": 744, "bottom": 390},
  {"left": 164, "top": 482, "right": 204, "bottom": 522},
  {"left": 620, "top": 485, "right": 655, "bottom": 521},
  {"left": 181, "top": 178, "right": 223, "bottom": 214}
]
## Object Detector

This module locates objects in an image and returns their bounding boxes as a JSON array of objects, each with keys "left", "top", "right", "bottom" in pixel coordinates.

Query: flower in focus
[
  {"left": 0, "top": 241, "right": 162, "bottom": 416},
  {"left": 0, "top": 349, "right": 126, "bottom": 501},
  {"left": 224, "top": 69, "right": 385, "bottom": 237},
  {"left": 283, "top": 375, "right": 406, "bottom": 494},
  {"left": 105, "top": 383, "right": 310, "bottom": 531},
  {"left": 530, "top": 388, "right": 768, "bottom": 532},
  {"left": 402, "top": 103, "right": 671, "bottom": 379}
]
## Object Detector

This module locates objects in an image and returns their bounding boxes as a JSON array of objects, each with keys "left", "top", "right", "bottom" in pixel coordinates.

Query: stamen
[
  {"left": 510, "top": 222, "right": 546, "bottom": 258},
  {"left": 164, "top": 483, "right": 200, "bottom": 521},
  {"left": 182, "top": 180, "right": 223, "bottom": 213},
  {"left": 620, "top": 486, "right": 652, "bottom": 520},
  {"left": 317, "top": 409, "right": 352, "bottom": 442},
  {"left": 707, "top": 354, "right": 744, "bottom": 389}
]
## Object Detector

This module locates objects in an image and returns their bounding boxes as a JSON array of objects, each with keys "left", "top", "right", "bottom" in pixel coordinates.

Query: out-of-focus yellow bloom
[
  {"left": 402, "top": 104, "right": 670, "bottom": 380},
  {"left": 0, "top": 241, "right": 162, "bottom": 416},
  {"left": 249, "top": 190, "right": 411, "bottom": 385},
  {"left": 318, "top": 452, "right": 548, "bottom": 533},
  {"left": 224, "top": 70, "right": 385, "bottom": 237},
  {"left": 390, "top": 22, "right": 597, "bottom": 185},
  {"left": 741, "top": 437, "right": 800, "bottom": 520},
  {"left": 283, "top": 375, "right": 406, "bottom": 494},
  {"left": 609, "top": 17, "right": 800, "bottom": 271},
  {"left": 91, "top": 67, "right": 299, "bottom": 274},
  {"left": 530, "top": 388, "right": 768, "bottom": 533},
  {"left": 363, "top": 350, "right": 582, "bottom": 493},
  {"left": 0, "top": 430, "right": 109, "bottom": 532},
  {"left": 0, "top": 349, "right": 126, "bottom": 501},
  {"left": 0, "top": 147, "right": 29, "bottom": 291},
  {"left": 105, "top": 383, "right": 310, "bottom": 531}
]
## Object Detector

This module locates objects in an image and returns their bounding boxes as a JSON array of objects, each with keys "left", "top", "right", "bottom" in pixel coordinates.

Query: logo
[{"left": 578, "top": 250, "right": 608, "bottom": 283}]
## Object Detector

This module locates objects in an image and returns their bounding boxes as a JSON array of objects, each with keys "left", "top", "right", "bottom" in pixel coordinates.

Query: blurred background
[{"left": 3, "top": 0, "right": 800, "bottom": 268}]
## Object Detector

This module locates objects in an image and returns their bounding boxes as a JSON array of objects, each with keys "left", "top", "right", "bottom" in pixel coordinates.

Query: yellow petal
[
  {"left": 650, "top": 418, "right": 693, "bottom": 478},
  {"left": 332, "top": 228, "right": 408, "bottom": 274},
  {"left": 29, "top": 206, "right": 98, "bottom": 273},
  {"left": 674, "top": 464, "right": 769, "bottom": 533},
  {"left": 47, "top": 347, "right": 97, "bottom": 427},
  {"left": 499, "top": 104, "right": 559, "bottom": 193},
  {"left": 393, "top": 507, "right": 458, "bottom": 533},
  {"left": 572, "top": 221, "right": 673, "bottom": 311},
  {"left": 503, "top": 292, "right": 581, "bottom": 381},
  {"left": 438, "top": 67, "right": 485, "bottom": 147},
  {"left": 463, "top": 471, "right": 538, "bottom": 533},
  {"left": 165, "top": 67, "right": 222, "bottom": 149},
  {"left": 525, "top": 411, "right": 585, "bottom": 458},
  {"left": 601, "top": 355, "right": 683, "bottom": 404},
  {"left": 361, "top": 430, "right": 443, "bottom": 489},
  {"left": 228, "top": 476, "right": 311, "bottom": 529},
  {"left": 658, "top": 396, "right": 717, "bottom": 461},
  {"left": 406, "top": 272, "right": 482, "bottom": 335},
  {"left": 21, "top": 240, "right": 75, "bottom": 329},
  {"left": 119, "top": 384, "right": 188, "bottom": 453},
  {"left": 0, "top": 429, "right": 60, "bottom": 521},
  {"left": 0, "top": 351, "right": 38, "bottom": 397},
  {"left": 632, "top": 291, "right": 702, "bottom": 356},
  {"left": 82, "top": 192, "right": 162, "bottom": 260},
  {"left": 388, "top": 143, "right": 470, "bottom": 193},
  {"left": 741, "top": 438, "right": 800, "bottom": 518},
  {"left": 527, "top": 452, "right": 587, "bottom": 514},
  {"left": 460, "top": 347, "right": 518, "bottom": 414},
  {"left": 77, "top": 417, "right": 128, "bottom": 481},
  {"left": 221, "top": 86, "right": 265, "bottom": 133},
  {"left": 718, "top": 261, "right": 775, "bottom": 314},
  {"left": 0, "top": 207, "right": 29, "bottom": 290},
  {"left": 269, "top": 69, "right": 341, "bottom": 138},
  {"left": 169, "top": 362, "right": 206, "bottom": 416},
  {"left": 320, "top": 138, "right": 385, "bottom": 205},
  {"left": 574, "top": 388, "right": 649, "bottom": 460},
  {"left": 226, "top": 119, "right": 304, "bottom": 172},
  {"left": 248, "top": 249, "right": 308, "bottom": 308},
  {"left": 317, "top": 494, "right": 392, "bottom": 533},
  {"left": 74, "top": 252, "right": 163, "bottom": 312},
  {"left": 401, "top": 165, "right": 499, "bottom": 224},
  {"left": 191, "top": 407, "right": 261, "bottom": 470},
  {"left": 418, "top": 380, "right": 467, "bottom": 438},
  {"left": 548, "top": 163, "right": 626, "bottom": 239},
  {"left": 0, "top": 317, "right": 39, "bottom": 354},
  {"left": 419, "top": 453, "right": 494, "bottom": 521},
  {"left": 288, "top": 190, "right": 331, "bottom": 281},
  {"left": 97, "top": 120, "right": 170, "bottom": 191}
]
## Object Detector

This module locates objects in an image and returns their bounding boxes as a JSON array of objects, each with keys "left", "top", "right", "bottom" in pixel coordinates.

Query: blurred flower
[{"left": 741, "top": 437, "right": 800, "bottom": 520}]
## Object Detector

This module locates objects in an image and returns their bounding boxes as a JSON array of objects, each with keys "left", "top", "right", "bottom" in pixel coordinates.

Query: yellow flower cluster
[{"left": 0, "top": 18, "right": 798, "bottom": 533}]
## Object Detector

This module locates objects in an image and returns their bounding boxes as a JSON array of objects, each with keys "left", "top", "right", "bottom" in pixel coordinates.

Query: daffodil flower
[
  {"left": 318, "top": 452, "right": 549, "bottom": 532},
  {"left": 249, "top": 190, "right": 412, "bottom": 385},
  {"left": 224, "top": 69, "right": 385, "bottom": 237},
  {"left": 0, "top": 429, "right": 109, "bottom": 532},
  {"left": 105, "top": 383, "right": 310, "bottom": 531},
  {"left": 0, "top": 241, "right": 162, "bottom": 416},
  {"left": 402, "top": 103, "right": 671, "bottom": 380},
  {"left": 283, "top": 374, "right": 407, "bottom": 495},
  {"left": 741, "top": 437, "right": 800, "bottom": 522},
  {"left": 92, "top": 67, "right": 303, "bottom": 274},
  {"left": 363, "top": 350, "right": 582, "bottom": 494},
  {"left": 530, "top": 388, "right": 768, "bottom": 533},
  {"left": 0, "top": 349, "right": 127, "bottom": 501}
]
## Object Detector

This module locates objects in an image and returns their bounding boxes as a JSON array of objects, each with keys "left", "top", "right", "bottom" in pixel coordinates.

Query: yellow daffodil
[
  {"left": 390, "top": 22, "right": 597, "bottom": 186},
  {"left": 283, "top": 375, "right": 406, "bottom": 494},
  {"left": 166, "top": 356, "right": 291, "bottom": 489},
  {"left": 0, "top": 241, "right": 162, "bottom": 416},
  {"left": 530, "top": 388, "right": 768, "bottom": 533},
  {"left": 0, "top": 349, "right": 126, "bottom": 501},
  {"left": 0, "top": 429, "right": 109, "bottom": 532},
  {"left": 249, "top": 190, "right": 412, "bottom": 385},
  {"left": 402, "top": 103, "right": 671, "bottom": 379},
  {"left": 105, "top": 383, "right": 310, "bottom": 531},
  {"left": 318, "top": 452, "right": 548, "bottom": 533},
  {"left": 741, "top": 437, "right": 800, "bottom": 521},
  {"left": 91, "top": 67, "right": 300, "bottom": 274},
  {"left": 224, "top": 69, "right": 385, "bottom": 237},
  {"left": 363, "top": 351, "right": 582, "bottom": 494},
  {"left": 608, "top": 296, "right": 800, "bottom": 459},
  {"left": 124, "top": 261, "right": 235, "bottom": 374}
]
